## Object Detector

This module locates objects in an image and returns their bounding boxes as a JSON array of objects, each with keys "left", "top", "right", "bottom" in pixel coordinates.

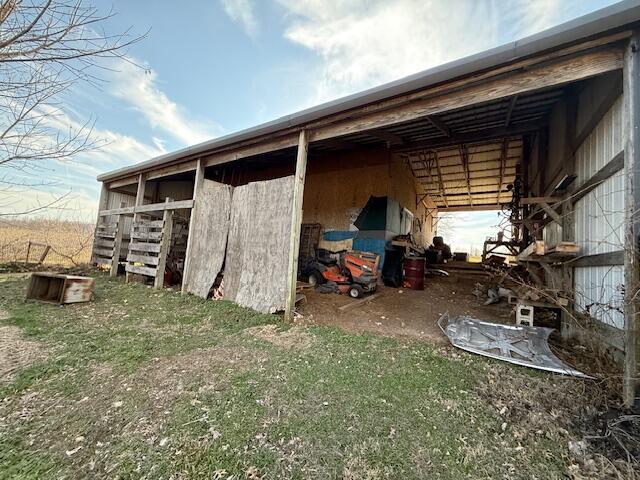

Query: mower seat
[{"left": 317, "top": 256, "right": 338, "bottom": 266}]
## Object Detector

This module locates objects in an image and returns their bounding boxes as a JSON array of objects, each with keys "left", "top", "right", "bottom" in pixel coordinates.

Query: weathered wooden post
[
  {"left": 155, "top": 198, "right": 174, "bottom": 289},
  {"left": 111, "top": 202, "right": 126, "bottom": 277},
  {"left": 623, "top": 31, "right": 640, "bottom": 407},
  {"left": 284, "top": 130, "right": 308, "bottom": 322}
]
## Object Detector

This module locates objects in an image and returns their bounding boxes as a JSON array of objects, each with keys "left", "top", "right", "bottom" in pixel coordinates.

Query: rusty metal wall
[{"left": 573, "top": 95, "right": 625, "bottom": 329}]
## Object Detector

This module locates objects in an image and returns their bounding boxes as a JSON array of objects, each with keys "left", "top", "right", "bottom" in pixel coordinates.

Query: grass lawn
[{"left": 0, "top": 273, "right": 586, "bottom": 479}]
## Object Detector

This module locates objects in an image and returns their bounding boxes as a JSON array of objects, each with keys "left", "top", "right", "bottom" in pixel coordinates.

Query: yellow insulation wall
[{"left": 302, "top": 149, "right": 437, "bottom": 247}]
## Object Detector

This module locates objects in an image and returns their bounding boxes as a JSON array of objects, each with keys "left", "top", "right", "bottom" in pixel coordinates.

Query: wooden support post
[
  {"left": 25, "top": 241, "right": 31, "bottom": 264},
  {"left": 182, "top": 158, "right": 204, "bottom": 294},
  {"left": 155, "top": 198, "right": 174, "bottom": 289},
  {"left": 284, "top": 130, "right": 308, "bottom": 322},
  {"left": 110, "top": 202, "right": 126, "bottom": 277},
  {"left": 623, "top": 32, "right": 640, "bottom": 408},
  {"left": 37, "top": 245, "right": 50, "bottom": 265}
]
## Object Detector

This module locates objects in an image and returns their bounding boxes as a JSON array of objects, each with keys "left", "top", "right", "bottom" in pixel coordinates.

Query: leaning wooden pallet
[
  {"left": 91, "top": 215, "right": 124, "bottom": 276},
  {"left": 125, "top": 206, "right": 174, "bottom": 288}
]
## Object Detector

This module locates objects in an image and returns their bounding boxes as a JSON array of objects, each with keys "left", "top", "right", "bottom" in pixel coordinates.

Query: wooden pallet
[
  {"left": 125, "top": 214, "right": 173, "bottom": 288},
  {"left": 92, "top": 219, "right": 124, "bottom": 276}
]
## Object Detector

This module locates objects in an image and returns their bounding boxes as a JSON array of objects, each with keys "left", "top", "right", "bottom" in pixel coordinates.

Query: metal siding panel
[
  {"left": 574, "top": 265, "right": 625, "bottom": 329},
  {"left": 572, "top": 94, "right": 625, "bottom": 331}
]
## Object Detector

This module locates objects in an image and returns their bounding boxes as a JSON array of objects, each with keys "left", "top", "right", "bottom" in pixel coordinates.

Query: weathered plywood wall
[
  {"left": 182, "top": 180, "right": 232, "bottom": 298},
  {"left": 225, "top": 176, "right": 294, "bottom": 313}
]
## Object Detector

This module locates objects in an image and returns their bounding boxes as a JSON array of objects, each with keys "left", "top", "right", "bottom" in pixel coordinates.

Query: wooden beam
[
  {"left": 99, "top": 199, "right": 194, "bottom": 217},
  {"left": 520, "top": 196, "right": 563, "bottom": 205},
  {"left": 320, "top": 137, "right": 358, "bottom": 150},
  {"left": 309, "top": 48, "right": 623, "bottom": 142},
  {"left": 204, "top": 133, "right": 299, "bottom": 168},
  {"left": 540, "top": 202, "right": 562, "bottom": 223},
  {"left": 438, "top": 204, "right": 503, "bottom": 212},
  {"left": 108, "top": 176, "right": 138, "bottom": 189},
  {"left": 504, "top": 95, "right": 518, "bottom": 127},
  {"left": 433, "top": 151, "right": 448, "bottom": 208},
  {"left": 568, "top": 250, "right": 624, "bottom": 267},
  {"left": 366, "top": 129, "right": 405, "bottom": 145},
  {"left": 497, "top": 139, "right": 507, "bottom": 203},
  {"left": 305, "top": 31, "right": 629, "bottom": 137},
  {"left": 182, "top": 158, "right": 205, "bottom": 294},
  {"left": 571, "top": 150, "right": 624, "bottom": 205},
  {"left": 459, "top": 145, "right": 473, "bottom": 206},
  {"left": 396, "top": 121, "right": 541, "bottom": 153},
  {"left": 574, "top": 77, "right": 623, "bottom": 150},
  {"left": 99, "top": 34, "right": 629, "bottom": 188},
  {"left": 427, "top": 115, "right": 450, "bottom": 136},
  {"left": 623, "top": 32, "right": 640, "bottom": 408},
  {"left": 285, "top": 130, "right": 309, "bottom": 322}
]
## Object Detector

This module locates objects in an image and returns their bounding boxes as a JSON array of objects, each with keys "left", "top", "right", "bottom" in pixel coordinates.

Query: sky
[{"left": 0, "top": 0, "right": 622, "bottom": 249}]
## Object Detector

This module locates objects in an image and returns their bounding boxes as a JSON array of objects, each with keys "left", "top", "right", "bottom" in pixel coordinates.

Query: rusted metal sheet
[
  {"left": 26, "top": 273, "right": 95, "bottom": 305},
  {"left": 438, "top": 313, "right": 588, "bottom": 377}
]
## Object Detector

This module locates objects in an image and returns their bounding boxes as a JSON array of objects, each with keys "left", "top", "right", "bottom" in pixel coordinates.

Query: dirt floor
[{"left": 298, "top": 271, "right": 513, "bottom": 345}]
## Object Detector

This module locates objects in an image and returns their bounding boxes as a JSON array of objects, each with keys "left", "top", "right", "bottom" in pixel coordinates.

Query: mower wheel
[
  {"left": 348, "top": 285, "right": 364, "bottom": 298},
  {"left": 307, "top": 269, "right": 325, "bottom": 287}
]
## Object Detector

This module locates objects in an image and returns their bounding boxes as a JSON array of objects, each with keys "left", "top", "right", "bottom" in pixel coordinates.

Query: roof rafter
[
  {"left": 366, "top": 129, "right": 406, "bottom": 145},
  {"left": 427, "top": 115, "right": 451, "bottom": 137},
  {"left": 504, "top": 95, "right": 519, "bottom": 127},
  {"left": 459, "top": 145, "right": 473, "bottom": 206}
]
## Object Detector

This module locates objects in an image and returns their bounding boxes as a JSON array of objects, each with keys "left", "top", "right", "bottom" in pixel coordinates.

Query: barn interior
[{"left": 93, "top": 15, "right": 635, "bottom": 403}]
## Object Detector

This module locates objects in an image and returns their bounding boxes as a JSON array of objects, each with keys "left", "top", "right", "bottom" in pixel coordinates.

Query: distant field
[{"left": 0, "top": 219, "right": 93, "bottom": 266}]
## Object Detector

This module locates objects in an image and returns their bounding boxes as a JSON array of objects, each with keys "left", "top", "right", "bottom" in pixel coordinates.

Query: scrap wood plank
[
  {"left": 92, "top": 256, "right": 112, "bottom": 266},
  {"left": 126, "top": 253, "right": 160, "bottom": 265},
  {"left": 517, "top": 240, "right": 545, "bottom": 260},
  {"left": 130, "top": 230, "right": 163, "bottom": 241},
  {"left": 545, "top": 241, "right": 579, "bottom": 254},
  {"left": 93, "top": 247, "right": 113, "bottom": 257},
  {"left": 338, "top": 293, "right": 382, "bottom": 311},
  {"left": 133, "top": 220, "right": 164, "bottom": 228},
  {"left": 126, "top": 264, "right": 157, "bottom": 277},
  {"left": 94, "top": 238, "right": 115, "bottom": 248},
  {"left": 129, "top": 241, "right": 161, "bottom": 253}
]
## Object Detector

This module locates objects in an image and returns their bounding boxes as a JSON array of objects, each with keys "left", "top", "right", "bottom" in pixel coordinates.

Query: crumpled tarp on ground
[{"left": 438, "top": 313, "right": 588, "bottom": 377}]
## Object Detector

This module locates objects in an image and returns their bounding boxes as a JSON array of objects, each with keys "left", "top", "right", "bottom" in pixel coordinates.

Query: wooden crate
[{"left": 26, "top": 273, "right": 95, "bottom": 304}]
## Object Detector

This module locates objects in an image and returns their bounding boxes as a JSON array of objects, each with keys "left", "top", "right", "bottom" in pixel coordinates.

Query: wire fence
[{"left": 0, "top": 219, "right": 94, "bottom": 266}]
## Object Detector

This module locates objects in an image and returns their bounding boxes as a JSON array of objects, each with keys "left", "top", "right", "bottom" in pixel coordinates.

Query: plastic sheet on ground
[{"left": 438, "top": 313, "right": 588, "bottom": 377}]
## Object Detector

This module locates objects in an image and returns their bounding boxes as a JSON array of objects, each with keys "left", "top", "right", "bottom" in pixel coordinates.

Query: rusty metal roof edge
[{"left": 97, "top": 0, "right": 640, "bottom": 183}]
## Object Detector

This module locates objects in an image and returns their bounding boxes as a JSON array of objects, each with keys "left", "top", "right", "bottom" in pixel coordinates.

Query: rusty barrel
[{"left": 403, "top": 256, "right": 425, "bottom": 290}]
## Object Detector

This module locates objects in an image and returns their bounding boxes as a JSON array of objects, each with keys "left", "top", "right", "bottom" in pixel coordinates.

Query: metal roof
[{"left": 98, "top": 0, "right": 640, "bottom": 182}]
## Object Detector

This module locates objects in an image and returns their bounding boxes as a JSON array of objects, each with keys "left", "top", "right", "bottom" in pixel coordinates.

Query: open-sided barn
[{"left": 93, "top": 1, "right": 640, "bottom": 406}]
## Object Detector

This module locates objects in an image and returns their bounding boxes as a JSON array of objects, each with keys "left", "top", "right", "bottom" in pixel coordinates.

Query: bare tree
[{"left": 0, "top": 0, "right": 144, "bottom": 215}]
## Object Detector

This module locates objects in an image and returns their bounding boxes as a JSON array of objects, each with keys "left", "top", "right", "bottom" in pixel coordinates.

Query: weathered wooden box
[{"left": 26, "top": 273, "right": 95, "bottom": 304}]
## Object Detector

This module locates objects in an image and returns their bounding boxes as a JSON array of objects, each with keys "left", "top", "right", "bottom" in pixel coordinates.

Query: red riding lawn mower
[{"left": 303, "top": 250, "right": 380, "bottom": 298}]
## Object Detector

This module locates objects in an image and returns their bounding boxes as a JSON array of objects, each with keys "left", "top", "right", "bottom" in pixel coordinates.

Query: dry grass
[{"left": 0, "top": 218, "right": 93, "bottom": 266}]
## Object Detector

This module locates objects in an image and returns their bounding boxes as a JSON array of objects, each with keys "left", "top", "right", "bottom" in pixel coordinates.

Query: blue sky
[{"left": 1, "top": 0, "right": 620, "bottom": 246}]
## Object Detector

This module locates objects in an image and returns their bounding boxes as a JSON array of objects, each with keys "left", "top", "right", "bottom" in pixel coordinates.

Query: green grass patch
[{"left": 0, "top": 272, "right": 570, "bottom": 479}]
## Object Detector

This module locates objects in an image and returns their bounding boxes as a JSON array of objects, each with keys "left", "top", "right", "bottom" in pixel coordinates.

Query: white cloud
[
  {"left": 275, "top": 0, "right": 612, "bottom": 103},
  {"left": 221, "top": 0, "right": 259, "bottom": 37},
  {"left": 109, "top": 59, "right": 223, "bottom": 146}
]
